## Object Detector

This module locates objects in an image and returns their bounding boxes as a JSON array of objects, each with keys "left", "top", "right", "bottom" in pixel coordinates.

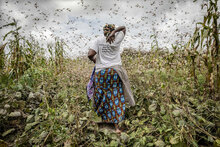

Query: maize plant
[
  {"left": 55, "top": 38, "right": 64, "bottom": 74},
  {"left": 1, "top": 20, "right": 48, "bottom": 82},
  {"left": 3, "top": 19, "right": 23, "bottom": 79},
  {"left": 48, "top": 38, "right": 67, "bottom": 75},
  {"left": 0, "top": 43, "right": 7, "bottom": 72},
  {"left": 186, "top": 0, "right": 219, "bottom": 97}
]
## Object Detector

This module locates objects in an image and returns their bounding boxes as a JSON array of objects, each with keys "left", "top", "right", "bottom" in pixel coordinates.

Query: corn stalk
[
  {"left": 0, "top": 43, "right": 7, "bottom": 72},
  {"left": 55, "top": 38, "right": 64, "bottom": 74},
  {"left": 187, "top": 0, "right": 219, "bottom": 97},
  {"left": 186, "top": 27, "right": 200, "bottom": 90},
  {"left": 212, "top": 0, "right": 219, "bottom": 96},
  {"left": 3, "top": 19, "right": 23, "bottom": 79},
  {"left": 48, "top": 38, "right": 67, "bottom": 75},
  {"left": 2, "top": 20, "right": 46, "bottom": 81}
]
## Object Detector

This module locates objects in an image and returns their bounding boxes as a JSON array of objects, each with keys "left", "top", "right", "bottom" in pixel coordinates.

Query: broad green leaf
[
  {"left": 25, "top": 122, "right": 39, "bottom": 131},
  {"left": 68, "top": 114, "right": 74, "bottom": 123},
  {"left": 172, "top": 109, "right": 183, "bottom": 117},
  {"left": 214, "top": 139, "right": 220, "bottom": 147},
  {"left": 149, "top": 103, "right": 157, "bottom": 111},
  {"left": 154, "top": 140, "right": 165, "bottom": 147},
  {"left": 2, "top": 128, "right": 15, "bottom": 137},
  {"left": 146, "top": 143, "right": 154, "bottom": 146},
  {"left": 170, "top": 136, "right": 179, "bottom": 145},
  {"left": 120, "top": 132, "right": 129, "bottom": 143},
  {"left": 109, "top": 140, "right": 118, "bottom": 146},
  {"left": 144, "top": 126, "right": 151, "bottom": 133}
]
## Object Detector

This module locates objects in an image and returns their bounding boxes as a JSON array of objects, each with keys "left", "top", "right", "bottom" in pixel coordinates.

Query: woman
[{"left": 88, "top": 24, "right": 135, "bottom": 133}]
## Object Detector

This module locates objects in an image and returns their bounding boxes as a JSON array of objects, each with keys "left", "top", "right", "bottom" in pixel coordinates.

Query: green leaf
[
  {"left": 93, "top": 141, "right": 105, "bottom": 146},
  {"left": 192, "top": 141, "right": 198, "bottom": 147},
  {"left": 2, "top": 128, "right": 15, "bottom": 137},
  {"left": 0, "top": 22, "right": 16, "bottom": 29},
  {"left": 208, "top": 136, "right": 214, "bottom": 142},
  {"left": 178, "top": 120, "right": 186, "bottom": 126},
  {"left": 144, "top": 126, "right": 151, "bottom": 133},
  {"left": 89, "top": 134, "right": 95, "bottom": 141},
  {"left": 62, "top": 112, "right": 68, "bottom": 119},
  {"left": 26, "top": 115, "right": 34, "bottom": 123},
  {"left": 120, "top": 132, "right": 129, "bottom": 143},
  {"left": 109, "top": 140, "right": 118, "bottom": 146},
  {"left": 25, "top": 122, "right": 39, "bottom": 131},
  {"left": 68, "top": 114, "right": 74, "bottom": 123},
  {"left": 140, "top": 136, "right": 147, "bottom": 145},
  {"left": 215, "top": 139, "right": 220, "bottom": 147},
  {"left": 0, "top": 139, "right": 8, "bottom": 147},
  {"left": 165, "top": 128, "right": 172, "bottom": 132},
  {"left": 124, "top": 120, "right": 130, "bottom": 126},
  {"left": 146, "top": 143, "right": 154, "bottom": 146},
  {"left": 100, "top": 128, "right": 109, "bottom": 135},
  {"left": 130, "top": 132, "right": 136, "bottom": 139},
  {"left": 133, "top": 141, "right": 141, "bottom": 147},
  {"left": 39, "top": 131, "right": 48, "bottom": 141},
  {"left": 137, "top": 110, "right": 142, "bottom": 117},
  {"left": 110, "top": 133, "right": 118, "bottom": 140},
  {"left": 160, "top": 106, "right": 166, "bottom": 115},
  {"left": 170, "top": 136, "right": 179, "bottom": 145},
  {"left": 155, "top": 140, "right": 165, "bottom": 147},
  {"left": 172, "top": 109, "right": 183, "bottom": 117},
  {"left": 149, "top": 103, "right": 157, "bottom": 111}
]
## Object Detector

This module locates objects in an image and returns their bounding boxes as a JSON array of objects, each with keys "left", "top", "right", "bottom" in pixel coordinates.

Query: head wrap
[{"left": 103, "top": 24, "right": 115, "bottom": 38}]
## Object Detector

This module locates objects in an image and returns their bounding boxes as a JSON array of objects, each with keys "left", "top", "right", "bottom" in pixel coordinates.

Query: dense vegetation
[{"left": 0, "top": 0, "right": 219, "bottom": 146}]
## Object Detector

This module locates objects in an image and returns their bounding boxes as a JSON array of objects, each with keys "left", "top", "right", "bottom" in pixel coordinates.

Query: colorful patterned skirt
[{"left": 94, "top": 68, "right": 125, "bottom": 124}]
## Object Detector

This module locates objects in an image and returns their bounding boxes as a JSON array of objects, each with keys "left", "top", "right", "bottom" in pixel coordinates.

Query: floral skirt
[{"left": 93, "top": 68, "right": 125, "bottom": 123}]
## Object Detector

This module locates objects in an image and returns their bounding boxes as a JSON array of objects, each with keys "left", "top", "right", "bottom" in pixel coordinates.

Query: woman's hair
[{"left": 103, "top": 24, "right": 115, "bottom": 38}]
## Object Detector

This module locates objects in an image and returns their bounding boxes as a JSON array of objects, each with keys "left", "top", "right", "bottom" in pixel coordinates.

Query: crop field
[{"left": 0, "top": 0, "right": 219, "bottom": 147}]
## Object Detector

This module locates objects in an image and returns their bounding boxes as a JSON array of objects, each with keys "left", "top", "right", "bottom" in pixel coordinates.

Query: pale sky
[{"left": 0, "top": 0, "right": 217, "bottom": 57}]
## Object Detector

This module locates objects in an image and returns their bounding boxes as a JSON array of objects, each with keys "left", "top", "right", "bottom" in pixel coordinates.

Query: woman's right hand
[{"left": 106, "top": 31, "right": 116, "bottom": 44}]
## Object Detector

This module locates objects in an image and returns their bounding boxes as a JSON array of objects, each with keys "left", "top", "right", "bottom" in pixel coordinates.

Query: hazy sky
[{"left": 0, "top": 0, "right": 217, "bottom": 57}]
